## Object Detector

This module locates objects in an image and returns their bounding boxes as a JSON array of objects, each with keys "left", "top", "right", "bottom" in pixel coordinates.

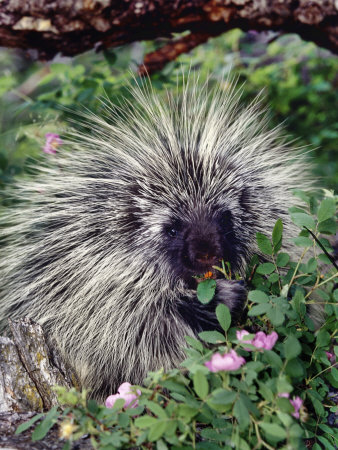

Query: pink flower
[
  {"left": 43, "top": 133, "right": 62, "bottom": 154},
  {"left": 236, "top": 330, "right": 254, "bottom": 350},
  {"left": 236, "top": 330, "right": 252, "bottom": 342},
  {"left": 252, "top": 331, "right": 278, "bottom": 350},
  {"left": 205, "top": 350, "right": 246, "bottom": 372},
  {"left": 105, "top": 382, "right": 141, "bottom": 409},
  {"left": 326, "top": 351, "right": 333, "bottom": 360},
  {"left": 236, "top": 330, "right": 278, "bottom": 351},
  {"left": 278, "top": 392, "right": 290, "bottom": 398},
  {"left": 290, "top": 396, "right": 303, "bottom": 419}
]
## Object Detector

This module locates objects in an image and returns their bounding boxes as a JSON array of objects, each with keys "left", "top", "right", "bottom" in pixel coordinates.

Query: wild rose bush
[{"left": 17, "top": 191, "right": 337, "bottom": 449}]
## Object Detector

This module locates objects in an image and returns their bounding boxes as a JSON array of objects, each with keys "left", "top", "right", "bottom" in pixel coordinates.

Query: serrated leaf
[
  {"left": 259, "top": 423, "right": 287, "bottom": 441},
  {"left": 193, "top": 371, "right": 209, "bottom": 399},
  {"left": 284, "top": 336, "right": 301, "bottom": 360},
  {"left": 216, "top": 304, "right": 231, "bottom": 332},
  {"left": 291, "top": 212, "right": 316, "bottom": 230},
  {"left": 256, "top": 263, "right": 275, "bottom": 274},
  {"left": 256, "top": 233, "right": 273, "bottom": 255},
  {"left": 318, "top": 217, "right": 337, "bottom": 234},
  {"left": 15, "top": 413, "right": 44, "bottom": 435},
  {"left": 199, "top": 330, "right": 226, "bottom": 343},
  {"left": 248, "top": 290, "right": 270, "bottom": 303},
  {"left": 197, "top": 279, "right": 216, "bottom": 304},
  {"left": 272, "top": 219, "right": 283, "bottom": 249},
  {"left": 317, "top": 197, "right": 336, "bottom": 223},
  {"left": 276, "top": 252, "right": 290, "bottom": 267},
  {"left": 248, "top": 303, "right": 271, "bottom": 316}
]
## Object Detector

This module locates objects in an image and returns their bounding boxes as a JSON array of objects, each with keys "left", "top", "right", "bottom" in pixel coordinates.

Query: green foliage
[{"left": 17, "top": 192, "right": 338, "bottom": 449}]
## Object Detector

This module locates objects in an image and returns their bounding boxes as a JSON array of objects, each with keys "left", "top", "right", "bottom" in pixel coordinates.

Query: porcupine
[{"left": 0, "top": 76, "right": 309, "bottom": 401}]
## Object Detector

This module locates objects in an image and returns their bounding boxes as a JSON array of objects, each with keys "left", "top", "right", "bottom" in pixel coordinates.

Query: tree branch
[{"left": 0, "top": 1, "right": 337, "bottom": 73}]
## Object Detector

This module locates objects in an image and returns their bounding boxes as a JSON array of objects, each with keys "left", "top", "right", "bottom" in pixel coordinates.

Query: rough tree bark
[
  {"left": 0, "top": 318, "right": 81, "bottom": 448},
  {"left": 0, "top": 1, "right": 337, "bottom": 73}
]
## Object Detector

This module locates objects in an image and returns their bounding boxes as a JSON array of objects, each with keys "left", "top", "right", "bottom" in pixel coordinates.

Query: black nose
[{"left": 192, "top": 239, "right": 219, "bottom": 265}]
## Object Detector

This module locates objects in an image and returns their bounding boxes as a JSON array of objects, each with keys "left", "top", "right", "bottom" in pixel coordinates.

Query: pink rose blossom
[
  {"left": 236, "top": 330, "right": 278, "bottom": 351},
  {"left": 236, "top": 330, "right": 252, "bottom": 342},
  {"left": 205, "top": 349, "right": 246, "bottom": 372},
  {"left": 236, "top": 330, "right": 254, "bottom": 350},
  {"left": 290, "top": 396, "right": 303, "bottom": 419},
  {"left": 43, "top": 133, "right": 62, "bottom": 154},
  {"left": 105, "top": 382, "right": 141, "bottom": 409},
  {"left": 252, "top": 331, "right": 278, "bottom": 350}
]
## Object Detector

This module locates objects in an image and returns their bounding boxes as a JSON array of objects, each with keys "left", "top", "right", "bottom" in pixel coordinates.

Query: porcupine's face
[{"left": 161, "top": 206, "right": 244, "bottom": 286}]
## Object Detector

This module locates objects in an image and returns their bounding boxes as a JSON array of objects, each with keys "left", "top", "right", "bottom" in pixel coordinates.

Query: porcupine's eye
[
  {"left": 165, "top": 219, "right": 182, "bottom": 238},
  {"left": 167, "top": 228, "right": 178, "bottom": 238}
]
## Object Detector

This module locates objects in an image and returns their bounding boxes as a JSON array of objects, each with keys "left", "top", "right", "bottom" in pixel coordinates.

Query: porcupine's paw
[{"left": 214, "top": 279, "right": 247, "bottom": 320}]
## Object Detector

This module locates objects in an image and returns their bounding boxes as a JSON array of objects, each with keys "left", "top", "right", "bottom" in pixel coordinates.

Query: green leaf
[
  {"left": 291, "top": 212, "right": 316, "bottom": 230},
  {"left": 272, "top": 219, "right": 283, "bottom": 250},
  {"left": 318, "top": 217, "right": 337, "bottom": 234},
  {"left": 148, "top": 421, "right": 167, "bottom": 442},
  {"left": 199, "top": 330, "right": 226, "bottom": 344},
  {"left": 268, "top": 273, "right": 279, "bottom": 283},
  {"left": 248, "top": 290, "right": 270, "bottom": 303},
  {"left": 276, "top": 252, "right": 290, "bottom": 267},
  {"left": 134, "top": 416, "right": 159, "bottom": 428},
  {"left": 193, "top": 371, "right": 209, "bottom": 399},
  {"left": 248, "top": 303, "right": 271, "bottom": 316},
  {"left": 185, "top": 335, "right": 203, "bottom": 352},
  {"left": 15, "top": 413, "right": 44, "bottom": 435},
  {"left": 31, "top": 407, "right": 59, "bottom": 441},
  {"left": 233, "top": 396, "right": 250, "bottom": 429},
  {"left": 263, "top": 350, "right": 283, "bottom": 369},
  {"left": 317, "top": 197, "right": 336, "bottom": 223},
  {"left": 197, "top": 279, "right": 216, "bottom": 304},
  {"left": 285, "top": 358, "right": 305, "bottom": 378},
  {"left": 267, "top": 306, "right": 285, "bottom": 326},
  {"left": 256, "top": 232, "right": 273, "bottom": 255},
  {"left": 256, "top": 262, "right": 275, "bottom": 275},
  {"left": 316, "top": 329, "right": 331, "bottom": 347},
  {"left": 177, "top": 404, "right": 198, "bottom": 419},
  {"left": 210, "top": 389, "right": 237, "bottom": 405},
  {"left": 143, "top": 401, "right": 167, "bottom": 419},
  {"left": 317, "top": 436, "right": 335, "bottom": 450},
  {"left": 216, "top": 304, "right": 231, "bottom": 332},
  {"left": 284, "top": 336, "right": 302, "bottom": 360},
  {"left": 259, "top": 423, "right": 287, "bottom": 441},
  {"left": 293, "top": 236, "right": 313, "bottom": 247},
  {"left": 156, "top": 439, "right": 169, "bottom": 450}
]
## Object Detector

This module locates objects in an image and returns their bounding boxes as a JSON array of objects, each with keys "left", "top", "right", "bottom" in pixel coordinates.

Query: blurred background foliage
[{"left": 0, "top": 30, "right": 337, "bottom": 207}]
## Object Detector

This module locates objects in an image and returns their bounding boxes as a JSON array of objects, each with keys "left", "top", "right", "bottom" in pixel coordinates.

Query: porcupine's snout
[{"left": 184, "top": 223, "right": 222, "bottom": 273}]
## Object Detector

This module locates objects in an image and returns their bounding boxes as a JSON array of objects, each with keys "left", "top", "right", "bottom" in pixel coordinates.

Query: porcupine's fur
[{"left": 0, "top": 76, "right": 309, "bottom": 400}]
